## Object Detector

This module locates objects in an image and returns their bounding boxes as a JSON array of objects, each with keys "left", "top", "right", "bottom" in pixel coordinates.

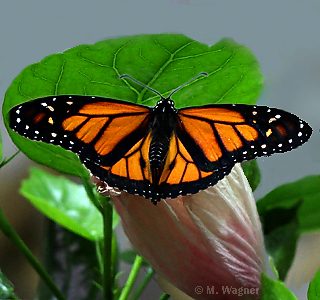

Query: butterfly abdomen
[
  {"left": 149, "top": 125, "right": 175, "bottom": 188},
  {"left": 149, "top": 139, "right": 168, "bottom": 168}
]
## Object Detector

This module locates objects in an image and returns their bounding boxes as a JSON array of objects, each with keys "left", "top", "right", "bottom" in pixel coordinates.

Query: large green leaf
[
  {"left": 3, "top": 33, "right": 263, "bottom": 176},
  {"left": 20, "top": 167, "right": 118, "bottom": 241}
]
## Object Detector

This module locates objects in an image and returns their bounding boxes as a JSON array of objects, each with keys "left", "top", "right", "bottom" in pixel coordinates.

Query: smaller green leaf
[
  {"left": 308, "top": 267, "right": 320, "bottom": 300},
  {"left": 260, "top": 273, "right": 298, "bottom": 300},
  {"left": 262, "top": 207, "right": 300, "bottom": 280},
  {"left": 242, "top": 160, "right": 261, "bottom": 191},
  {"left": 257, "top": 176, "right": 320, "bottom": 279},
  {"left": 20, "top": 167, "right": 103, "bottom": 241},
  {"left": 120, "top": 250, "right": 149, "bottom": 267},
  {"left": 257, "top": 175, "right": 320, "bottom": 233},
  {"left": 0, "top": 151, "right": 20, "bottom": 169},
  {"left": 0, "top": 270, "right": 16, "bottom": 300}
]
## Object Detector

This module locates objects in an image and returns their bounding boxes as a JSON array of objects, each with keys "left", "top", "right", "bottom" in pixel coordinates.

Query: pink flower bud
[{"left": 111, "top": 164, "right": 265, "bottom": 300}]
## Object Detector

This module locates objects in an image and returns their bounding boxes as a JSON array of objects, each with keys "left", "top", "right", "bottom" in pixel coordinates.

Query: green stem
[
  {"left": 81, "top": 178, "right": 104, "bottom": 215},
  {"left": 95, "top": 240, "right": 104, "bottom": 277},
  {"left": 129, "top": 267, "right": 155, "bottom": 300},
  {"left": 111, "top": 232, "right": 119, "bottom": 278},
  {"left": 103, "top": 199, "right": 114, "bottom": 300},
  {"left": 118, "top": 255, "right": 144, "bottom": 300},
  {"left": 0, "top": 206, "right": 66, "bottom": 300},
  {"left": 159, "top": 293, "right": 171, "bottom": 300}
]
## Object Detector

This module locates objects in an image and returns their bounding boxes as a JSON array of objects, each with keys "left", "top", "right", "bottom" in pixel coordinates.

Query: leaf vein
[
  {"left": 54, "top": 59, "right": 66, "bottom": 95},
  {"left": 137, "top": 40, "right": 196, "bottom": 103}
]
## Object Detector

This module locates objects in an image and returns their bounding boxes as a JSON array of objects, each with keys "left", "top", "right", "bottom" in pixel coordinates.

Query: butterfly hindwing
[
  {"left": 156, "top": 133, "right": 233, "bottom": 199},
  {"left": 85, "top": 129, "right": 233, "bottom": 201},
  {"left": 82, "top": 132, "right": 155, "bottom": 199},
  {"left": 177, "top": 104, "right": 312, "bottom": 172}
]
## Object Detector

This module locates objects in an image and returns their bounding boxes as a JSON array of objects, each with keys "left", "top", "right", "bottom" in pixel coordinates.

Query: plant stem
[
  {"left": 81, "top": 178, "right": 104, "bottom": 215},
  {"left": 111, "top": 232, "right": 119, "bottom": 278},
  {"left": 129, "top": 267, "right": 155, "bottom": 300},
  {"left": 159, "top": 293, "right": 171, "bottom": 300},
  {"left": 103, "top": 199, "right": 114, "bottom": 300},
  {"left": 0, "top": 206, "right": 66, "bottom": 300},
  {"left": 95, "top": 240, "right": 104, "bottom": 277},
  {"left": 118, "top": 255, "right": 144, "bottom": 300}
]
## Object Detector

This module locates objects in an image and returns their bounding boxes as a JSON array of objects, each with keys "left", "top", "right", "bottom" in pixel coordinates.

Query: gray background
[{"left": 0, "top": 1, "right": 319, "bottom": 299}]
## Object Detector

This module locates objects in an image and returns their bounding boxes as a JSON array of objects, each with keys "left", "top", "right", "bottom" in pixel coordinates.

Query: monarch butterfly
[{"left": 9, "top": 73, "right": 312, "bottom": 204}]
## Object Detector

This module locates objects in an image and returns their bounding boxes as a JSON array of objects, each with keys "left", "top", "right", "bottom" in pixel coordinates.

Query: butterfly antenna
[
  {"left": 168, "top": 72, "right": 208, "bottom": 98},
  {"left": 120, "top": 74, "right": 163, "bottom": 98}
]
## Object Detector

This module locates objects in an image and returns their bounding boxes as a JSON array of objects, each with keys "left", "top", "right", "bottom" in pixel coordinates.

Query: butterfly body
[
  {"left": 149, "top": 98, "right": 178, "bottom": 188},
  {"left": 149, "top": 99, "right": 177, "bottom": 166},
  {"left": 9, "top": 88, "right": 312, "bottom": 203}
]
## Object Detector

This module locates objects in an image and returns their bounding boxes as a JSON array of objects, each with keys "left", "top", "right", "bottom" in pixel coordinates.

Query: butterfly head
[{"left": 153, "top": 98, "right": 177, "bottom": 114}]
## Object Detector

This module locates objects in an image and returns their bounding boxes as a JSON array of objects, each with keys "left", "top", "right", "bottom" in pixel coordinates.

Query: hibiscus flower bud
[{"left": 110, "top": 163, "right": 265, "bottom": 300}]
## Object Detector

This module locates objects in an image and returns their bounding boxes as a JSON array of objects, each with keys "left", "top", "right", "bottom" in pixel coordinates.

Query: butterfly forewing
[
  {"left": 177, "top": 104, "right": 312, "bottom": 172},
  {"left": 9, "top": 95, "right": 151, "bottom": 167}
]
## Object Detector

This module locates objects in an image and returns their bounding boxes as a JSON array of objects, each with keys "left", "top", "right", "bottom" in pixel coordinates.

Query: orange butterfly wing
[
  {"left": 177, "top": 104, "right": 312, "bottom": 172},
  {"left": 144, "top": 103, "right": 311, "bottom": 200},
  {"left": 10, "top": 95, "right": 151, "bottom": 173},
  {"left": 83, "top": 129, "right": 232, "bottom": 201},
  {"left": 155, "top": 133, "right": 233, "bottom": 199},
  {"left": 10, "top": 97, "right": 312, "bottom": 202},
  {"left": 83, "top": 131, "right": 156, "bottom": 199}
]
